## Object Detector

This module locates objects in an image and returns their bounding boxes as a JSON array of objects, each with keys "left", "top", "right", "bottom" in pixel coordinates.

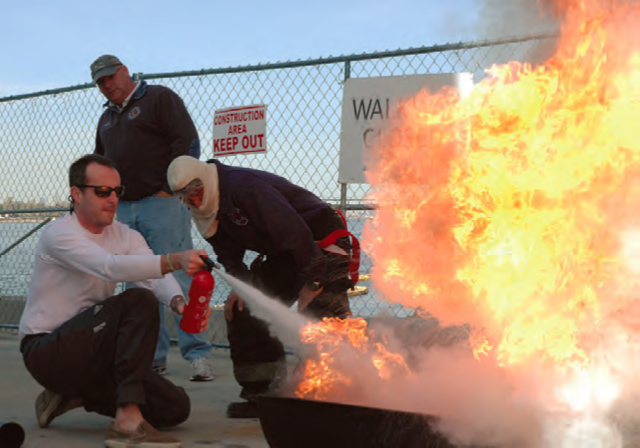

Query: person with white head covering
[{"left": 168, "top": 156, "right": 360, "bottom": 418}]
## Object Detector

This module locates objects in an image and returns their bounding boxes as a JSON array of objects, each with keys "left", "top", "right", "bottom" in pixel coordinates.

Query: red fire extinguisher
[{"left": 179, "top": 256, "right": 216, "bottom": 334}]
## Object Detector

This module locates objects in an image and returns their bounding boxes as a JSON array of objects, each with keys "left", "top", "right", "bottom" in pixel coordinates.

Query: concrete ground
[{"left": 0, "top": 330, "right": 273, "bottom": 448}]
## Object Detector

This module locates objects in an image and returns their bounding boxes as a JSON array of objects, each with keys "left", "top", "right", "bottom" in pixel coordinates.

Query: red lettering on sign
[
  {"left": 241, "top": 134, "right": 265, "bottom": 149},
  {"left": 228, "top": 124, "right": 247, "bottom": 135},
  {"left": 214, "top": 137, "right": 239, "bottom": 153}
]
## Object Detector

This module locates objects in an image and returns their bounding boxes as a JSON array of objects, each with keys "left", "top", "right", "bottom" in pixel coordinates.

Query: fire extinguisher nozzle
[{"left": 199, "top": 255, "right": 217, "bottom": 272}]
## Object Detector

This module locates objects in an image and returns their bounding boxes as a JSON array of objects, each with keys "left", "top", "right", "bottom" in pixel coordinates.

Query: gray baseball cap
[{"left": 90, "top": 55, "right": 123, "bottom": 82}]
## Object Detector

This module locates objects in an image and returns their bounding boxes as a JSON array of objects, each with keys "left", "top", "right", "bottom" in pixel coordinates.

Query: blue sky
[{"left": 0, "top": 0, "right": 552, "bottom": 97}]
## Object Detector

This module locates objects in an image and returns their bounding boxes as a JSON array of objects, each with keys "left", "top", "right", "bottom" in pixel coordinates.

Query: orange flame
[
  {"left": 364, "top": 0, "right": 639, "bottom": 368},
  {"left": 295, "top": 317, "right": 411, "bottom": 400}
]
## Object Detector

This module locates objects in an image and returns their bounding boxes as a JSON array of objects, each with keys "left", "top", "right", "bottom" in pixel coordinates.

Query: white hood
[{"left": 167, "top": 156, "right": 220, "bottom": 238}]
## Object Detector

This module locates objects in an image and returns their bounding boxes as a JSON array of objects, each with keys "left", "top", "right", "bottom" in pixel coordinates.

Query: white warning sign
[{"left": 213, "top": 104, "right": 267, "bottom": 157}]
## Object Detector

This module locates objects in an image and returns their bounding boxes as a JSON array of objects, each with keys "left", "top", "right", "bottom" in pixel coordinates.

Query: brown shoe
[
  {"left": 35, "top": 389, "right": 83, "bottom": 428},
  {"left": 105, "top": 420, "right": 181, "bottom": 448}
]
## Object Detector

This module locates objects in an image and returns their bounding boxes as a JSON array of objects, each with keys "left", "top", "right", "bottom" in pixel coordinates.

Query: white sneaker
[{"left": 189, "top": 358, "right": 214, "bottom": 382}]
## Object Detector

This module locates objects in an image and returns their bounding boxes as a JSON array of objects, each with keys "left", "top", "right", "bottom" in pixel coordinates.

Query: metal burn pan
[{"left": 257, "top": 395, "right": 461, "bottom": 448}]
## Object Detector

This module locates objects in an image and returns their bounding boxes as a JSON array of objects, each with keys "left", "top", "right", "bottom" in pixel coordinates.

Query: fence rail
[{"left": 0, "top": 33, "right": 555, "bottom": 338}]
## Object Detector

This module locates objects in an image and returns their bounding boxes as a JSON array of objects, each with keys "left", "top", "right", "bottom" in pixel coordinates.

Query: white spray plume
[{"left": 214, "top": 268, "right": 311, "bottom": 353}]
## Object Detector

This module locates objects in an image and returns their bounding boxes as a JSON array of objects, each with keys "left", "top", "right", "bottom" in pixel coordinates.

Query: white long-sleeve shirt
[{"left": 19, "top": 213, "right": 183, "bottom": 339}]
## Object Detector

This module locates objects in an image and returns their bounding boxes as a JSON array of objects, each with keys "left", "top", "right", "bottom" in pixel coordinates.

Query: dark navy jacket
[
  {"left": 206, "top": 159, "right": 336, "bottom": 288},
  {"left": 95, "top": 80, "right": 200, "bottom": 201}
]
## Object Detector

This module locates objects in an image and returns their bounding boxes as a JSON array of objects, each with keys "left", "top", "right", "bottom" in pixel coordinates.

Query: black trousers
[
  {"left": 20, "top": 288, "right": 190, "bottom": 428},
  {"left": 227, "top": 208, "right": 353, "bottom": 402}
]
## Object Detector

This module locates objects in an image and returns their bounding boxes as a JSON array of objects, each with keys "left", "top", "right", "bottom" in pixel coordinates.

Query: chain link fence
[{"left": 0, "top": 33, "right": 556, "bottom": 341}]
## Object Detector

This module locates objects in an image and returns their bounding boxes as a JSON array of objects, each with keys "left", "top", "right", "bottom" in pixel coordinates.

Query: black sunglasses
[{"left": 78, "top": 185, "right": 125, "bottom": 198}]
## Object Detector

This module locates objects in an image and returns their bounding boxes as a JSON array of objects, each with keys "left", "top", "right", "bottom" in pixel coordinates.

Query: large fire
[
  {"left": 364, "top": 0, "right": 639, "bottom": 369},
  {"left": 295, "top": 0, "right": 639, "bottom": 440}
]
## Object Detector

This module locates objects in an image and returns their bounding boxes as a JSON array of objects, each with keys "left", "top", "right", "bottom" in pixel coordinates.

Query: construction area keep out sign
[{"left": 213, "top": 104, "right": 267, "bottom": 157}]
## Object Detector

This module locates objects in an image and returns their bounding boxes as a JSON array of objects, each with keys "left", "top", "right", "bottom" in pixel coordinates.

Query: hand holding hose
[
  {"left": 224, "top": 291, "right": 244, "bottom": 322},
  {"left": 162, "top": 250, "right": 208, "bottom": 276}
]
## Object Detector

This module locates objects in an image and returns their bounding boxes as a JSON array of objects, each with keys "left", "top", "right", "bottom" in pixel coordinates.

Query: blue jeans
[{"left": 117, "top": 195, "right": 212, "bottom": 366}]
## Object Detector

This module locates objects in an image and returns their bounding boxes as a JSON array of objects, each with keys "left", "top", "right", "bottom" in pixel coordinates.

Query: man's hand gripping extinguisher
[{"left": 179, "top": 256, "right": 216, "bottom": 334}]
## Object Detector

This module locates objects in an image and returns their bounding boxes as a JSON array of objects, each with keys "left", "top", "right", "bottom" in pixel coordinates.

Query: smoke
[
  {"left": 342, "top": 320, "right": 546, "bottom": 447},
  {"left": 475, "top": 0, "right": 560, "bottom": 66},
  {"left": 475, "top": 0, "right": 640, "bottom": 66},
  {"left": 475, "top": 0, "right": 559, "bottom": 39},
  {"left": 318, "top": 317, "right": 548, "bottom": 447}
]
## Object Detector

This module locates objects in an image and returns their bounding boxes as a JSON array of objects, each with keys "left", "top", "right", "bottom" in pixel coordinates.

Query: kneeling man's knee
[
  {"left": 171, "top": 387, "right": 191, "bottom": 426},
  {"left": 157, "top": 386, "right": 191, "bottom": 427}
]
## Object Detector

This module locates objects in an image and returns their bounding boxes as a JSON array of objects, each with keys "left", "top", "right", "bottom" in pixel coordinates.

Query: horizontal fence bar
[
  {"left": 1, "top": 207, "right": 69, "bottom": 215},
  {"left": 0, "top": 32, "right": 558, "bottom": 103},
  {"left": 0, "top": 207, "right": 69, "bottom": 215},
  {"left": 142, "top": 32, "right": 558, "bottom": 80},
  {"left": 344, "top": 204, "right": 375, "bottom": 211},
  {"left": 0, "top": 205, "right": 373, "bottom": 215}
]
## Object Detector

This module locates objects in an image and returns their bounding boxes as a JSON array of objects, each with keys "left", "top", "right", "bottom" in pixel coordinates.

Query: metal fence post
[{"left": 339, "top": 60, "right": 351, "bottom": 214}]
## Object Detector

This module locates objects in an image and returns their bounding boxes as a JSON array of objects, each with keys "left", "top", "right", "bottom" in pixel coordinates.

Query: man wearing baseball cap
[{"left": 89, "top": 55, "right": 214, "bottom": 382}]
